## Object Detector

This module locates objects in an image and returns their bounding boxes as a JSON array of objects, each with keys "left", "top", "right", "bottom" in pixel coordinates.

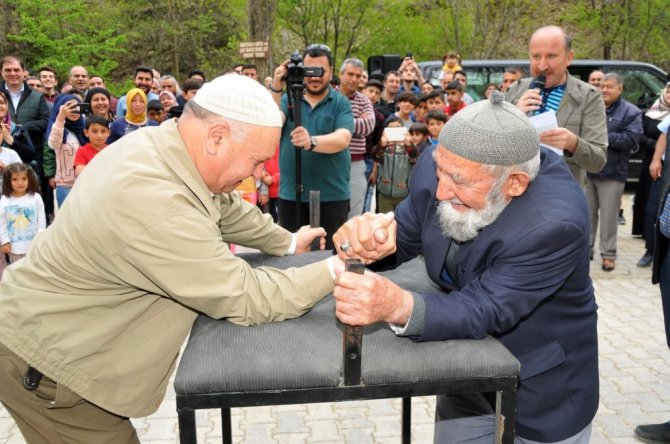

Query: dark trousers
[
  {"left": 267, "top": 197, "right": 279, "bottom": 223},
  {"left": 0, "top": 343, "right": 139, "bottom": 444},
  {"left": 660, "top": 242, "right": 670, "bottom": 349},
  {"left": 645, "top": 180, "right": 662, "bottom": 252},
  {"left": 278, "top": 198, "right": 349, "bottom": 250}
]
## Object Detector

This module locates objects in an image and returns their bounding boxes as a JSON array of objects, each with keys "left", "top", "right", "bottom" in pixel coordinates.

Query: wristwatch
[
  {"left": 308, "top": 136, "right": 317, "bottom": 151},
  {"left": 268, "top": 83, "right": 283, "bottom": 93}
]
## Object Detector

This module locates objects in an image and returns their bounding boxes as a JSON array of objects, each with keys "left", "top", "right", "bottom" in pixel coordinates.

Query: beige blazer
[
  {"left": 0, "top": 119, "right": 334, "bottom": 417},
  {"left": 506, "top": 74, "right": 608, "bottom": 187}
]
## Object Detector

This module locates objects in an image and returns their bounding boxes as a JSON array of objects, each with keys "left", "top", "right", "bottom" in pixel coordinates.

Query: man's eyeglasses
[{"left": 306, "top": 44, "right": 331, "bottom": 53}]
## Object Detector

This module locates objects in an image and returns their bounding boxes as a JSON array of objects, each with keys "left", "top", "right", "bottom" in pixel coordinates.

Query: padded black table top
[{"left": 175, "top": 251, "right": 520, "bottom": 396}]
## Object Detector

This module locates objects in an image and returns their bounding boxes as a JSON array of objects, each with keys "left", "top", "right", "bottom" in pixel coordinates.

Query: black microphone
[
  {"left": 530, "top": 74, "right": 546, "bottom": 91},
  {"left": 527, "top": 74, "right": 547, "bottom": 116}
]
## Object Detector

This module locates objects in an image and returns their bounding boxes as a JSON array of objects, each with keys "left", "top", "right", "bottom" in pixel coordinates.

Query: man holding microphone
[{"left": 506, "top": 25, "right": 607, "bottom": 188}]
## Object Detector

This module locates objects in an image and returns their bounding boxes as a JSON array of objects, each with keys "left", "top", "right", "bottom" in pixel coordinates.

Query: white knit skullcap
[
  {"left": 438, "top": 91, "right": 539, "bottom": 165},
  {"left": 191, "top": 74, "right": 282, "bottom": 128}
]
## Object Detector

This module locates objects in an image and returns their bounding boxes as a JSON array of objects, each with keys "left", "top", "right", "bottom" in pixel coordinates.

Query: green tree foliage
[
  {"left": 6, "top": 0, "right": 127, "bottom": 80},
  {"left": 276, "top": 0, "right": 373, "bottom": 69},
  {"left": 3, "top": 0, "right": 246, "bottom": 94},
  {"left": 351, "top": 0, "right": 437, "bottom": 61},
  {"left": 2, "top": 0, "right": 670, "bottom": 92},
  {"left": 561, "top": 0, "right": 670, "bottom": 68},
  {"left": 111, "top": 0, "right": 246, "bottom": 80}
]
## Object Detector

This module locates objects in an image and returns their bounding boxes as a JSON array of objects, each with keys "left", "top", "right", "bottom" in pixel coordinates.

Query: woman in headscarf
[
  {"left": 158, "top": 90, "right": 178, "bottom": 115},
  {"left": 46, "top": 94, "right": 88, "bottom": 207},
  {"left": 634, "top": 83, "right": 670, "bottom": 266},
  {"left": 0, "top": 91, "right": 35, "bottom": 164},
  {"left": 107, "top": 88, "right": 158, "bottom": 145},
  {"left": 84, "top": 87, "right": 115, "bottom": 123}
]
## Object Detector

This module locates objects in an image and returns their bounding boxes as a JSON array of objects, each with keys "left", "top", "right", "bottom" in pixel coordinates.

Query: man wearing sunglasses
[{"left": 270, "top": 44, "right": 354, "bottom": 249}]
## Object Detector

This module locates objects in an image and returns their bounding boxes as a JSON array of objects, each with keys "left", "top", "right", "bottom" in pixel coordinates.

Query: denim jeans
[{"left": 55, "top": 186, "right": 72, "bottom": 209}]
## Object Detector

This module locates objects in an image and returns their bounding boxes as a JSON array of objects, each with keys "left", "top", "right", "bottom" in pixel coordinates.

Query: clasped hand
[{"left": 333, "top": 212, "right": 396, "bottom": 264}]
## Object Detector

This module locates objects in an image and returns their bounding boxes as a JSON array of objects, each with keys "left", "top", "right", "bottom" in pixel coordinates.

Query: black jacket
[
  {"left": 588, "top": 98, "right": 642, "bottom": 181},
  {"left": 0, "top": 82, "right": 50, "bottom": 162}
]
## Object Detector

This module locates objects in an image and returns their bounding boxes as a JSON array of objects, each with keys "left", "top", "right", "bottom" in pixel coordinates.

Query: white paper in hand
[{"left": 529, "top": 110, "right": 563, "bottom": 156}]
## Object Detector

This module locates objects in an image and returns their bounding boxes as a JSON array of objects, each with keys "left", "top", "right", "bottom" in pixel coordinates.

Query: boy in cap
[
  {"left": 0, "top": 74, "right": 343, "bottom": 442},
  {"left": 332, "top": 92, "right": 599, "bottom": 443}
]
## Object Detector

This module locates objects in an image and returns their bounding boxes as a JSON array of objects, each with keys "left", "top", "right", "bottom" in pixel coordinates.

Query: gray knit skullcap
[{"left": 438, "top": 91, "right": 539, "bottom": 165}]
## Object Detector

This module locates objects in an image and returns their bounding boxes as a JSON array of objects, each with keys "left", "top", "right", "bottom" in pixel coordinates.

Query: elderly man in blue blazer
[{"left": 332, "top": 92, "right": 599, "bottom": 443}]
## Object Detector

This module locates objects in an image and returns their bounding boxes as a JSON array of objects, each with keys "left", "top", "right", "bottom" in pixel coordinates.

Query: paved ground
[{"left": 2, "top": 193, "right": 669, "bottom": 443}]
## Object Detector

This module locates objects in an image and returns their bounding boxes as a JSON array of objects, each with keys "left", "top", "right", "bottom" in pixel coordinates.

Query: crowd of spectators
[{"left": 3, "top": 22, "right": 670, "bottom": 442}]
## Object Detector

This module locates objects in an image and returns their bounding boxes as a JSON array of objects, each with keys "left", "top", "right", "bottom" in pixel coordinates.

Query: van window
[
  {"left": 464, "top": 69, "right": 498, "bottom": 102},
  {"left": 606, "top": 69, "right": 666, "bottom": 110},
  {"left": 420, "top": 60, "right": 667, "bottom": 110},
  {"left": 426, "top": 66, "right": 510, "bottom": 101}
]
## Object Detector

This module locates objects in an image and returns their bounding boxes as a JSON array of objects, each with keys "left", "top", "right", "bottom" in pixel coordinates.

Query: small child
[
  {"left": 181, "top": 78, "right": 203, "bottom": 101},
  {"left": 230, "top": 165, "right": 265, "bottom": 254},
  {"left": 374, "top": 117, "right": 418, "bottom": 212},
  {"left": 408, "top": 122, "right": 431, "bottom": 156},
  {"left": 441, "top": 52, "right": 462, "bottom": 76},
  {"left": 425, "top": 90, "right": 446, "bottom": 112},
  {"left": 74, "top": 116, "right": 110, "bottom": 177},
  {"left": 0, "top": 140, "right": 21, "bottom": 175},
  {"left": 363, "top": 79, "right": 383, "bottom": 106},
  {"left": 425, "top": 110, "right": 447, "bottom": 147},
  {"left": 386, "top": 92, "right": 418, "bottom": 128},
  {"left": 147, "top": 100, "right": 167, "bottom": 123},
  {"left": 444, "top": 81, "right": 467, "bottom": 118},
  {"left": 420, "top": 82, "right": 434, "bottom": 94},
  {"left": 0, "top": 163, "right": 46, "bottom": 264},
  {"left": 414, "top": 93, "right": 429, "bottom": 123},
  {"left": 259, "top": 145, "right": 280, "bottom": 222}
]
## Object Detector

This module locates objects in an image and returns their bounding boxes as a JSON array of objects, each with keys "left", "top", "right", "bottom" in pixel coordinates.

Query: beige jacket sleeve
[
  {"left": 217, "top": 191, "right": 293, "bottom": 255},
  {"left": 558, "top": 78, "right": 607, "bottom": 174},
  {"left": 120, "top": 209, "right": 334, "bottom": 326}
]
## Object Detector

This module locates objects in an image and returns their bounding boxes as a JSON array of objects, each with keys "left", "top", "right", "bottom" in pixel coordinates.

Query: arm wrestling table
[{"left": 174, "top": 251, "right": 520, "bottom": 443}]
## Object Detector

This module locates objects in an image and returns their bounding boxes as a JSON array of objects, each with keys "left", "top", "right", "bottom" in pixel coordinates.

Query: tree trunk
[
  {"left": 166, "top": 0, "right": 180, "bottom": 78},
  {"left": 248, "top": 0, "right": 277, "bottom": 81}
]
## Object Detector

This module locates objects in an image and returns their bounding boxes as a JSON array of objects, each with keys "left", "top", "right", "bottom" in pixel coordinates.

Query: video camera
[{"left": 285, "top": 50, "right": 324, "bottom": 87}]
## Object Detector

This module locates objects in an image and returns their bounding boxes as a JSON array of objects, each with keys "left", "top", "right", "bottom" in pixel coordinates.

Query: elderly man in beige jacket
[{"left": 0, "top": 74, "right": 355, "bottom": 443}]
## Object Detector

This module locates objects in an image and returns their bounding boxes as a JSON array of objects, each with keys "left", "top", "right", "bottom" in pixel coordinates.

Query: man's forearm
[
  {"left": 653, "top": 133, "right": 667, "bottom": 163},
  {"left": 311, "top": 130, "right": 352, "bottom": 154}
]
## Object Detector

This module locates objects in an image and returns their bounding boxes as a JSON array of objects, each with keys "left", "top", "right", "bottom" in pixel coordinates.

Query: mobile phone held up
[
  {"left": 406, "top": 52, "right": 413, "bottom": 59},
  {"left": 383, "top": 127, "right": 408, "bottom": 143},
  {"left": 75, "top": 103, "right": 92, "bottom": 114}
]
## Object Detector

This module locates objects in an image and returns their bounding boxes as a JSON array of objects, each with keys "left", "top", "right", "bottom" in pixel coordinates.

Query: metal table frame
[{"left": 176, "top": 375, "right": 517, "bottom": 443}]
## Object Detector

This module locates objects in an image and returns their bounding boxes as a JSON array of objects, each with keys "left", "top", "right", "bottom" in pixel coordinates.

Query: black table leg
[
  {"left": 222, "top": 407, "right": 232, "bottom": 444},
  {"left": 402, "top": 397, "right": 411, "bottom": 444},
  {"left": 498, "top": 388, "right": 517, "bottom": 443},
  {"left": 177, "top": 407, "right": 197, "bottom": 444}
]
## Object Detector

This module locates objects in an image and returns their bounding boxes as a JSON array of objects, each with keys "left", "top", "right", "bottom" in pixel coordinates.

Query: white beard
[{"left": 437, "top": 185, "right": 509, "bottom": 243}]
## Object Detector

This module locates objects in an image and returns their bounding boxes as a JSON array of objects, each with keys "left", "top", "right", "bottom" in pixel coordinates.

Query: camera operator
[{"left": 269, "top": 44, "right": 354, "bottom": 249}]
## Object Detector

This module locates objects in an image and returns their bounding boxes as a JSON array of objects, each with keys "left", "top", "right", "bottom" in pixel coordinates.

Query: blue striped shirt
[{"left": 534, "top": 84, "right": 565, "bottom": 115}]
